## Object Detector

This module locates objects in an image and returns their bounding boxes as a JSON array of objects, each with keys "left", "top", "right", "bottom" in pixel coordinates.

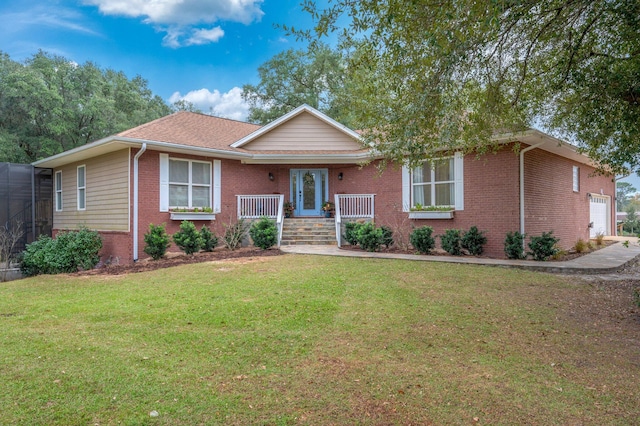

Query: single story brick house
[{"left": 33, "top": 105, "right": 615, "bottom": 263}]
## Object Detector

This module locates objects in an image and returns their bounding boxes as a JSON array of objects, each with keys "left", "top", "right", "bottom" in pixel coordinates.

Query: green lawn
[{"left": 1, "top": 255, "right": 638, "bottom": 425}]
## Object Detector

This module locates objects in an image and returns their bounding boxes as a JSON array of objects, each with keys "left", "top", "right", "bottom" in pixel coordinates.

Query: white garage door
[{"left": 589, "top": 194, "right": 610, "bottom": 238}]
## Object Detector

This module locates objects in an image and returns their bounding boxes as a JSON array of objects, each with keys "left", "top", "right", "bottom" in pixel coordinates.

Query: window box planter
[
  {"left": 408, "top": 210, "right": 454, "bottom": 219},
  {"left": 170, "top": 212, "right": 216, "bottom": 221}
]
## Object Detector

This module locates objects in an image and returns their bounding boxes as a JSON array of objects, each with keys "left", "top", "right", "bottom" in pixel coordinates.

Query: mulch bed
[{"left": 77, "top": 247, "right": 284, "bottom": 276}]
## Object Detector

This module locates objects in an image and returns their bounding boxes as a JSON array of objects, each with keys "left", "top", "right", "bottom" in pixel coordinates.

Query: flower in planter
[{"left": 321, "top": 201, "right": 335, "bottom": 212}]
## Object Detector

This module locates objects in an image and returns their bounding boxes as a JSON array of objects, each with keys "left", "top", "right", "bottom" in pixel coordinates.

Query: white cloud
[
  {"left": 169, "top": 87, "right": 250, "bottom": 121},
  {"left": 85, "top": 0, "right": 263, "bottom": 47}
]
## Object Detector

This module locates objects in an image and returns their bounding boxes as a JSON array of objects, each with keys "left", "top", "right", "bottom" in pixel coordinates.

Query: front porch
[{"left": 237, "top": 194, "right": 375, "bottom": 247}]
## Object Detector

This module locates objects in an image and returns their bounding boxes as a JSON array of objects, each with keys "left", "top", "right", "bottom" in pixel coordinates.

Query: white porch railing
[
  {"left": 334, "top": 194, "right": 375, "bottom": 247},
  {"left": 237, "top": 195, "right": 285, "bottom": 246}
]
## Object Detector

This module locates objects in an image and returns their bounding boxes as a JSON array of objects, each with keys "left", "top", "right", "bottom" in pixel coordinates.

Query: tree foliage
[
  {"left": 295, "top": 0, "right": 640, "bottom": 172},
  {"left": 241, "top": 44, "right": 353, "bottom": 125},
  {"left": 0, "top": 51, "right": 171, "bottom": 163},
  {"left": 616, "top": 181, "right": 637, "bottom": 211}
]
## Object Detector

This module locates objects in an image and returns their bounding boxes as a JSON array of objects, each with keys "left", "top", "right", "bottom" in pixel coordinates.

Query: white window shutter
[
  {"left": 454, "top": 152, "right": 464, "bottom": 210},
  {"left": 401, "top": 165, "right": 411, "bottom": 212},
  {"left": 213, "top": 160, "right": 221, "bottom": 213},
  {"left": 159, "top": 153, "right": 169, "bottom": 212}
]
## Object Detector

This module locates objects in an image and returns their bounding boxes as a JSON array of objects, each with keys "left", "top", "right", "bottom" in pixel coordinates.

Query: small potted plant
[
  {"left": 284, "top": 201, "right": 295, "bottom": 218},
  {"left": 322, "top": 201, "right": 335, "bottom": 218}
]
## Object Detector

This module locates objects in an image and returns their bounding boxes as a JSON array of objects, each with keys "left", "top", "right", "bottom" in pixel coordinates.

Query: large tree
[
  {"left": 294, "top": 0, "right": 640, "bottom": 171},
  {"left": 242, "top": 44, "right": 353, "bottom": 125},
  {"left": 0, "top": 51, "right": 171, "bottom": 163}
]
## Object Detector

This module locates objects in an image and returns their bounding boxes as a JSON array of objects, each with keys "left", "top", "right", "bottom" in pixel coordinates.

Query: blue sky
[{"left": 0, "top": 0, "right": 317, "bottom": 120}]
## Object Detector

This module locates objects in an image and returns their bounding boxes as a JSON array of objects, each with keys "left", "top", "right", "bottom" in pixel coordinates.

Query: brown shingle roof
[{"left": 118, "top": 111, "right": 261, "bottom": 151}]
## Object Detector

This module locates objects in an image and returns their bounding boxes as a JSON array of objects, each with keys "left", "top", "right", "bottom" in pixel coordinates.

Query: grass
[{"left": 0, "top": 255, "right": 638, "bottom": 425}]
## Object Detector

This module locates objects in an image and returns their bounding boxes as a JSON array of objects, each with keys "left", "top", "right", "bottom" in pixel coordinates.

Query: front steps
[{"left": 280, "top": 217, "right": 337, "bottom": 246}]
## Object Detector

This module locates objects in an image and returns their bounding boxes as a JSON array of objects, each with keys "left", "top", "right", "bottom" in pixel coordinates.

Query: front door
[{"left": 291, "top": 169, "right": 328, "bottom": 216}]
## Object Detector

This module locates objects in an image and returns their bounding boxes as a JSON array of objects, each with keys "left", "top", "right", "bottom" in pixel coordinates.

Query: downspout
[
  {"left": 520, "top": 142, "right": 545, "bottom": 239},
  {"left": 133, "top": 143, "right": 147, "bottom": 261}
]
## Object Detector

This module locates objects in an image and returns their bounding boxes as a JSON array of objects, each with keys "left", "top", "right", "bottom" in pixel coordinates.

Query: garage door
[{"left": 589, "top": 194, "right": 610, "bottom": 238}]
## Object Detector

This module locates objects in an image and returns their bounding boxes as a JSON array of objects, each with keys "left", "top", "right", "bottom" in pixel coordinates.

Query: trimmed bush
[
  {"left": 144, "top": 223, "right": 171, "bottom": 260},
  {"left": 461, "top": 226, "right": 487, "bottom": 256},
  {"left": 410, "top": 226, "right": 436, "bottom": 254},
  {"left": 173, "top": 220, "right": 203, "bottom": 255},
  {"left": 344, "top": 222, "right": 361, "bottom": 246},
  {"left": 380, "top": 225, "right": 394, "bottom": 249},
  {"left": 355, "top": 222, "right": 384, "bottom": 252},
  {"left": 223, "top": 219, "right": 249, "bottom": 250},
  {"left": 200, "top": 225, "right": 218, "bottom": 252},
  {"left": 441, "top": 229, "right": 463, "bottom": 255},
  {"left": 504, "top": 231, "right": 526, "bottom": 259},
  {"left": 249, "top": 217, "right": 278, "bottom": 250},
  {"left": 20, "top": 228, "right": 102, "bottom": 276},
  {"left": 528, "top": 231, "right": 560, "bottom": 261}
]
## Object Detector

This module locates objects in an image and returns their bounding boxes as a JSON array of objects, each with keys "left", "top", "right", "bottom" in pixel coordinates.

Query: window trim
[
  {"left": 402, "top": 152, "right": 464, "bottom": 213},
  {"left": 168, "top": 158, "right": 212, "bottom": 209},
  {"left": 55, "top": 170, "right": 62, "bottom": 212},
  {"left": 573, "top": 165, "right": 580, "bottom": 192},
  {"left": 410, "top": 156, "right": 456, "bottom": 209},
  {"left": 77, "top": 165, "right": 86, "bottom": 211}
]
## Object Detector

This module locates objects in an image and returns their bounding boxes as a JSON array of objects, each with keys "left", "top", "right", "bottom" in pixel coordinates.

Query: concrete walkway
[{"left": 280, "top": 237, "right": 640, "bottom": 274}]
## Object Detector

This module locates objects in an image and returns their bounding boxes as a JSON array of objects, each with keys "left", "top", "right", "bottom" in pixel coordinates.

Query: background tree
[
  {"left": 616, "top": 181, "right": 637, "bottom": 211},
  {"left": 295, "top": 0, "right": 640, "bottom": 171},
  {"left": 0, "top": 51, "right": 171, "bottom": 163},
  {"left": 241, "top": 44, "right": 353, "bottom": 125}
]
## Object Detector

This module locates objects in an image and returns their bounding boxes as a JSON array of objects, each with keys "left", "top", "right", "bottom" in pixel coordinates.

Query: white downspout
[
  {"left": 133, "top": 143, "right": 147, "bottom": 261},
  {"left": 520, "top": 142, "right": 545, "bottom": 238}
]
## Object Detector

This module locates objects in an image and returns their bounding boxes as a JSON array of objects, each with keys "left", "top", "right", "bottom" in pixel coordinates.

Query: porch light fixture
[
  {"left": 338, "top": 172, "right": 343, "bottom": 180},
  {"left": 269, "top": 172, "right": 274, "bottom": 181}
]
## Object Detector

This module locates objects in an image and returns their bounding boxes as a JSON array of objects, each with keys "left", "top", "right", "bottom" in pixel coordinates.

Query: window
[
  {"left": 168, "top": 159, "right": 211, "bottom": 208},
  {"left": 55, "top": 171, "right": 62, "bottom": 211},
  {"left": 77, "top": 165, "right": 86, "bottom": 210},
  {"left": 412, "top": 157, "right": 455, "bottom": 207},
  {"left": 573, "top": 166, "right": 580, "bottom": 192}
]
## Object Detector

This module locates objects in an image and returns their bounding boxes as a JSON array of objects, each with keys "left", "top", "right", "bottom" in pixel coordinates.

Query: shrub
[
  {"left": 173, "top": 220, "right": 203, "bottom": 255},
  {"left": 410, "top": 226, "right": 436, "bottom": 254},
  {"left": 249, "top": 217, "right": 278, "bottom": 250},
  {"left": 20, "top": 228, "right": 102, "bottom": 276},
  {"left": 594, "top": 232, "right": 605, "bottom": 246},
  {"left": 504, "top": 231, "right": 526, "bottom": 259},
  {"left": 144, "top": 223, "right": 171, "bottom": 260},
  {"left": 355, "top": 222, "right": 384, "bottom": 252},
  {"left": 223, "top": 219, "right": 249, "bottom": 250},
  {"left": 441, "top": 229, "right": 463, "bottom": 255},
  {"left": 574, "top": 238, "right": 589, "bottom": 253},
  {"left": 344, "top": 222, "right": 362, "bottom": 246},
  {"left": 528, "top": 231, "right": 560, "bottom": 261},
  {"left": 461, "top": 226, "right": 487, "bottom": 256},
  {"left": 380, "top": 225, "right": 394, "bottom": 249},
  {"left": 200, "top": 225, "right": 218, "bottom": 252}
]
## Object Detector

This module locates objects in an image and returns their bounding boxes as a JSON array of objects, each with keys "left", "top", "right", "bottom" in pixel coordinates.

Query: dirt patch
[{"left": 77, "top": 247, "right": 284, "bottom": 276}]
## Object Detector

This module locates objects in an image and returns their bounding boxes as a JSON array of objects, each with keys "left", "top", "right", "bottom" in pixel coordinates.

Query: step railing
[
  {"left": 237, "top": 194, "right": 284, "bottom": 246},
  {"left": 334, "top": 194, "right": 375, "bottom": 247}
]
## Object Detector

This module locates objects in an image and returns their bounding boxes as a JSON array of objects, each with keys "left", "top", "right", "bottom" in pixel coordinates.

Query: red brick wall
[
  {"left": 367, "top": 148, "right": 522, "bottom": 258},
  {"left": 523, "top": 148, "right": 614, "bottom": 251},
  {"left": 54, "top": 144, "right": 614, "bottom": 263}
]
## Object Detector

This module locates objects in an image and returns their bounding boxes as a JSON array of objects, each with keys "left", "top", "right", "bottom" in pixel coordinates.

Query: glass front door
[{"left": 291, "top": 169, "right": 328, "bottom": 216}]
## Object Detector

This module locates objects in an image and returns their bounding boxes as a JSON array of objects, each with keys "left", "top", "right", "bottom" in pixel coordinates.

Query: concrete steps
[{"left": 280, "top": 217, "right": 337, "bottom": 246}]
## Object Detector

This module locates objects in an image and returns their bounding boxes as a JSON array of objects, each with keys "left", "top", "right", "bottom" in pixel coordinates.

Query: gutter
[
  {"left": 520, "top": 142, "right": 545, "bottom": 239},
  {"left": 132, "top": 143, "right": 147, "bottom": 261}
]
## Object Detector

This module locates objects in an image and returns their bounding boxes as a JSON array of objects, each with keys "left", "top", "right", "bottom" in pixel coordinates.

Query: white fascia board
[
  {"left": 33, "top": 136, "right": 252, "bottom": 168},
  {"left": 230, "top": 104, "right": 362, "bottom": 148},
  {"left": 241, "top": 152, "right": 380, "bottom": 165}
]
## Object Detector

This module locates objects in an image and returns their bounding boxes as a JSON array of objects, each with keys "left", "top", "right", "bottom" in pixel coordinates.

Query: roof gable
[{"left": 231, "top": 105, "right": 363, "bottom": 151}]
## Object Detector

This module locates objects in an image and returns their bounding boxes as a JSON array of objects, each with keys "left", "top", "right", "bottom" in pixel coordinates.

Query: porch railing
[
  {"left": 334, "top": 194, "right": 375, "bottom": 247},
  {"left": 237, "top": 194, "right": 285, "bottom": 246}
]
